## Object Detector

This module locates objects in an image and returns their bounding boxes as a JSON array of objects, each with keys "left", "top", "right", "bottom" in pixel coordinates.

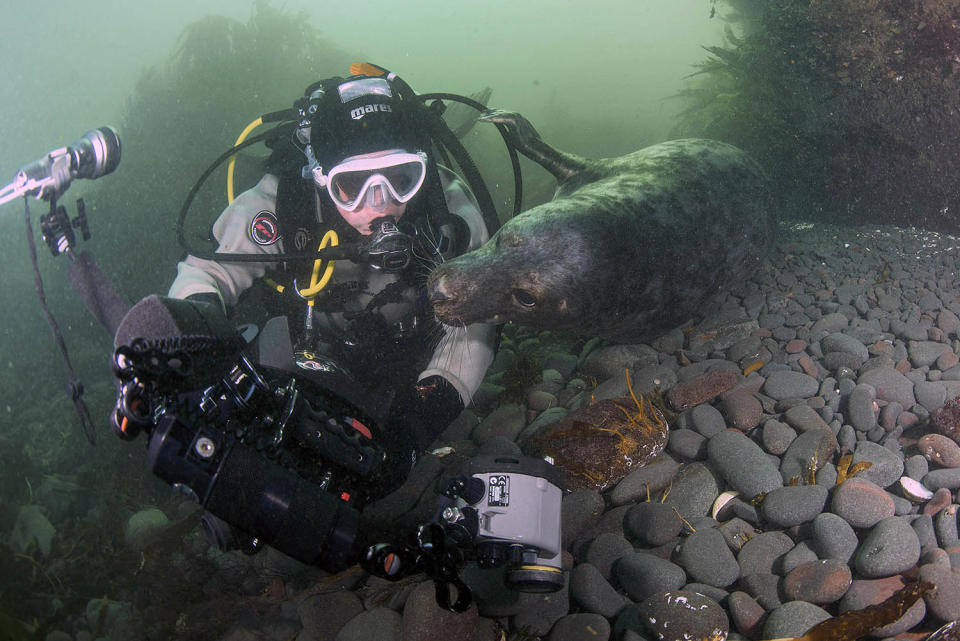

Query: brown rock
[
  {"left": 923, "top": 487, "right": 954, "bottom": 516},
  {"left": 728, "top": 590, "right": 766, "bottom": 639},
  {"left": 721, "top": 388, "right": 763, "bottom": 431},
  {"left": 919, "top": 433, "right": 960, "bottom": 468},
  {"left": 523, "top": 394, "right": 668, "bottom": 491},
  {"left": 666, "top": 370, "right": 738, "bottom": 410},
  {"left": 783, "top": 559, "right": 852, "bottom": 604}
]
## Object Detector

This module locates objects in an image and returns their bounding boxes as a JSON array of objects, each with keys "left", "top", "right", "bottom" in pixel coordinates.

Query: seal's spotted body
[{"left": 428, "top": 113, "right": 774, "bottom": 343}]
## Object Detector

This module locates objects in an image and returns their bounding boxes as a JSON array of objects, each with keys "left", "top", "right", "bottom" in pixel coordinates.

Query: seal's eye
[{"left": 512, "top": 289, "right": 537, "bottom": 308}]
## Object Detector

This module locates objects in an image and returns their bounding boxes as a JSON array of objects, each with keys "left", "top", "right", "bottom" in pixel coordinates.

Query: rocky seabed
[{"left": 38, "top": 222, "right": 960, "bottom": 641}]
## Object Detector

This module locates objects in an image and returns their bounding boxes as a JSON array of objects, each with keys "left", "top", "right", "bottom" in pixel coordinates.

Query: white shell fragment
[
  {"left": 712, "top": 490, "right": 740, "bottom": 520},
  {"left": 899, "top": 476, "right": 933, "bottom": 503}
]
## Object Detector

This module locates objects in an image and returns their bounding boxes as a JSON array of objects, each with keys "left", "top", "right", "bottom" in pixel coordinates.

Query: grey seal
[{"left": 428, "top": 111, "right": 775, "bottom": 343}]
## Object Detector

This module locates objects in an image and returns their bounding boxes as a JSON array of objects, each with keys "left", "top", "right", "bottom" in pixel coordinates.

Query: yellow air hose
[{"left": 227, "top": 117, "right": 339, "bottom": 301}]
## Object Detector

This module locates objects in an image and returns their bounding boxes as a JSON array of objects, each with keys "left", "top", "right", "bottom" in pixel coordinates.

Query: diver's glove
[
  {"left": 376, "top": 376, "right": 465, "bottom": 487},
  {"left": 396, "top": 375, "right": 465, "bottom": 451}
]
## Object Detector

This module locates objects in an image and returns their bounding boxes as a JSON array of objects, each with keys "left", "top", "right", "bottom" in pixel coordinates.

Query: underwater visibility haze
[{"left": 3, "top": 1, "right": 960, "bottom": 640}]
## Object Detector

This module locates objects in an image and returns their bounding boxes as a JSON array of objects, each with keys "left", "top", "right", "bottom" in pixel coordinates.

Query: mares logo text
[{"left": 350, "top": 103, "right": 392, "bottom": 120}]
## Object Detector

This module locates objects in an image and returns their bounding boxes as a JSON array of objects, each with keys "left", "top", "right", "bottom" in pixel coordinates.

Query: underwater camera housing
[
  {"left": 441, "top": 456, "right": 565, "bottom": 592},
  {"left": 111, "top": 295, "right": 383, "bottom": 572}
]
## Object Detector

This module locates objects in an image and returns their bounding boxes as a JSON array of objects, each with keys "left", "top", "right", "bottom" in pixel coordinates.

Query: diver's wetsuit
[{"left": 168, "top": 165, "right": 496, "bottom": 417}]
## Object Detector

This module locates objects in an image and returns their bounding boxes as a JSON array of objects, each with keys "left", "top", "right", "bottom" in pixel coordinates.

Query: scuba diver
[{"left": 167, "top": 69, "right": 497, "bottom": 485}]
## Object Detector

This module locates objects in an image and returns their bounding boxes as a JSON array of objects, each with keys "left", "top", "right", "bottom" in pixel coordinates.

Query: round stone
[{"left": 782, "top": 559, "right": 852, "bottom": 604}]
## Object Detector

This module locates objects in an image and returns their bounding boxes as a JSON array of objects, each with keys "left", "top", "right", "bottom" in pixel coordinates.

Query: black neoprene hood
[{"left": 309, "top": 76, "right": 422, "bottom": 169}]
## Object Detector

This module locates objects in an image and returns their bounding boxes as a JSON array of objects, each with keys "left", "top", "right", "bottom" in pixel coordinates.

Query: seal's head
[{"left": 428, "top": 204, "right": 605, "bottom": 330}]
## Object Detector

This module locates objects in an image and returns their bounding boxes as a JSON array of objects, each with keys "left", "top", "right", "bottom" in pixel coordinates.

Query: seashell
[
  {"left": 898, "top": 476, "right": 933, "bottom": 503},
  {"left": 712, "top": 490, "right": 740, "bottom": 520}
]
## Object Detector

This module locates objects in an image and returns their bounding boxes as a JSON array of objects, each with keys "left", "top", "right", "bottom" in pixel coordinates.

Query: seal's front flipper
[
  {"left": 444, "top": 87, "right": 493, "bottom": 139},
  {"left": 479, "top": 109, "right": 588, "bottom": 184}
]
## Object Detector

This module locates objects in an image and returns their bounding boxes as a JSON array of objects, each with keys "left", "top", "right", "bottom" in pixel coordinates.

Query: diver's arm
[
  {"left": 168, "top": 174, "right": 281, "bottom": 308},
  {"left": 419, "top": 167, "right": 497, "bottom": 406}
]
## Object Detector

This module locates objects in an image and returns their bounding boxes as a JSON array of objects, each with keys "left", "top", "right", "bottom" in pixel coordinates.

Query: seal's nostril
[{"left": 429, "top": 279, "right": 450, "bottom": 303}]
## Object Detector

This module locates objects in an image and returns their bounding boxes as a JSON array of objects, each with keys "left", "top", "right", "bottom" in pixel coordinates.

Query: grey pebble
[
  {"left": 782, "top": 404, "right": 832, "bottom": 434},
  {"left": 569, "top": 563, "right": 628, "bottom": 619},
  {"left": 707, "top": 430, "right": 784, "bottom": 499},
  {"left": 585, "top": 532, "right": 634, "bottom": 580},
  {"left": 763, "top": 371, "right": 820, "bottom": 400},
  {"left": 934, "top": 504, "right": 959, "bottom": 548},
  {"left": 667, "top": 428, "right": 707, "bottom": 460},
  {"left": 847, "top": 384, "right": 877, "bottom": 432},
  {"left": 674, "top": 527, "right": 741, "bottom": 588},
  {"left": 780, "top": 429, "right": 839, "bottom": 486},
  {"left": 547, "top": 613, "right": 611, "bottom": 641},
  {"left": 916, "top": 381, "right": 948, "bottom": 413},
  {"left": 737, "top": 531, "right": 795, "bottom": 576},
  {"left": 854, "top": 516, "right": 921, "bottom": 578},
  {"left": 857, "top": 367, "right": 916, "bottom": 411},
  {"left": 614, "top": 552, "right": 687, "bottom": 602},
  {"left": 918, "top": 563, "right": 960, "bottom": 622},
  {"left": 924, "top": 468, "right": 960, "bottom": 490},
  {"left": 689, "top": 403, "right": 728, "bottom": 437},
  {"left": 761, "top": 420, "right": 797, "bottom": 456},
  {"left": 608, "top": 456, "right": 681, "bottom": 507},
  {"left": 851, "top": 440, "right": 904, "bottom": 488},
  {"left": 761, "top": 485, "right": 829, "bottom": 527},
  {"left": 762, "top": 601, "right": 831, "bottom": 639},
  {"left": 561, "top": 490, "right": 605, "bottom": 546},
  {"left": 811, "top": 512, "right": 858, "bottom": 562},
  {"left": 623, "top": 501, "right": 683, "bottom": 547},
  {"left": 822, "top": 332, "right": 869, "bottom": 363},
  {"left": 661, "top": 462, "right": 720, "bottom": 521},
  {"left": 513, "top": 578, "right": 570, "bottom": 637},
  {"left": 830, "top": 477, "right": 895, "bottom": 529},
  {"left": 905, "top": 453, "right": 929, "bottom": 481},
  {"left": 909, "top": 340, "right": 952, "bottom": 368},
  {"left": 334, "top": 607, "right": 402, "bottom": 641},
  {"left": 740, "top": 572, "right": 783, "bottom": 611},
  {"left": 782, "top": 540, "right": 819, "bottom": 574}
]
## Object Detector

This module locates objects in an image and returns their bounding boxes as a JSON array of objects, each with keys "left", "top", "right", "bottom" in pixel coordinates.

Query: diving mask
[{"left": 313, "top": 150, "right": 427, "bottom": 212}]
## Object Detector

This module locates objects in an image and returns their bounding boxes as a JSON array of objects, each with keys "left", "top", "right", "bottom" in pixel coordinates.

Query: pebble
[
  {"left": 851, "top": 440, "right": 904, "bottom": 488},
  {"left": 854, "top": 516, "right": 921, "bottom": 578},
  {"left": 661, "top": 462, "right": 720, "bottom": 521},
  {"left": 608, "top": 456, "right": 681, "bottom": 506},
  {"left": 830, "top": 478, "right": 896, "bottom": 529},
  {"left": 614, "top": 553, "right": 687, "bottom": 602},
  {"left": 707, "top": 430, "right": 783, "bottom": 498},
  {"left": 667, "top": 428, "right": 707, "bottom": 460},
  {"left": 674, "top": 527, "right": 741, "bottom": 588},
  {"left": 917, "top": 563, "right": 960, "bottom": 622},
  {"left": 924, "top": 468, "right": 960, "bottom": 490},
  {"left": 561, "top": 490, "right": 605, "bottom": 545},
  {"left": 857, "top": 367, "right": 916, "bottom": 410},
  {"left": 585, "top": 532, "right": 634, "bottom": 580},
  {"left": 761, "top": 420, "right": 797, "bottom": 456},
  {"left": 334, "top": 607, "right": 402, "bottom": 641},
  {"left": 688, "top": 404, "right": 727, "bottom": 437},
  {"left": 401, "top": 581, "right": 479, "bottom": 641},
  {"left": 666, "top": 370, "right": 739, "bottom": 410},
  {"left": 740, "top": 573, "right": 783, "bottom": 611},
  {"left": 810, "top": 512, "right": 858, "bottom": 563},
  {"left": 782, "top": 404, "right": 831, "bottom": 433},
  {"left": 720, "top": 388, "right": 763, "bottom": 431},
  {"left": 779, "top": 429, "right": 839, "bottom": 485},
  {"left": 761, "top": 484, "right": 829, "bottom": 527},
  {"left": 623, "top": 501, "right": 683, "bottom": 547},
  {"left": 918, "top": 433, "right": 960, "bottom": 468},
  {"left": 761, "top": 601, "right": 831, "bottom": 639},
  {"left": 737, "top": 531, "right": 795, "bottom": 576},
  {"left": 569, "top": 563, "right": 629, "bottom": 619},
  {"left": 727, "top": 591, "right": 766, "bottom": 638},
  {"left": 547, "top": 613, "right": 611, "bottom": 641},
  {"left": 638, "top": 590, "right": 729, "bottom": 641},
  {"left": 782, "top": 559, "right": 851, "bottom": 604},
  {"left": 297, "top": 591, "right": 364, "bottom": 641},
  {"left": 762, "top": 370, "right": 820, "bottom": 400},
  {"left": 846, "top": 384, "right": 878, "bottom": 432}
]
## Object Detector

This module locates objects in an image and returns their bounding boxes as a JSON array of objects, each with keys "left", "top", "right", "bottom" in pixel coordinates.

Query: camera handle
[{"left": 362, "top": 522, "right": 473, "bottom": 613}]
